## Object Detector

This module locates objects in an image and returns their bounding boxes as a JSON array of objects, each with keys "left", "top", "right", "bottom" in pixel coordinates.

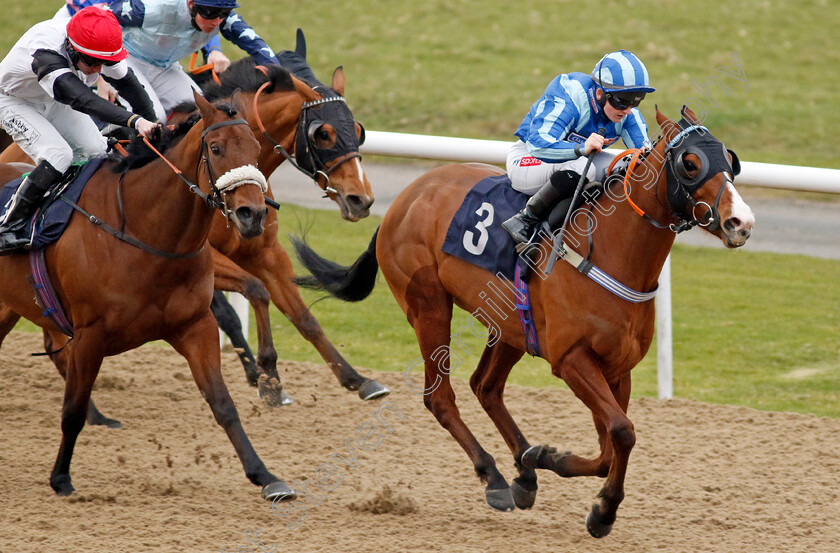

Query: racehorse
[
  {"left": 0, "top": 91, "right": 295, "bottom": 500},
  {"left": 0, "top": 42, "right": 389, "bottom": 405},
  {"left": 291, "top": 107, "right": 755, "bottom": 536}
]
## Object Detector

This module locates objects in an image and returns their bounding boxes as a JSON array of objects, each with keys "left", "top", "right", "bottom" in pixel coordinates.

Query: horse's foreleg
[
  {"left": 242, "top": 244, "right": 388, "bottom": 400},
  {"left": 0, "top": 304, "right": 21, "bottom": 348},
  {"left": 166, "top": 311, "right": 295, "bottom": 502},
  {"left": 212, "top": 248, "right": 279, "bottom": 387},
  {"left": 44, "top": 330, "right": 121, "bottom": 428},
  {"left": 405, "top": 266, "right": 515, "bottom": 512},
  {"left": 49, "top": 330, "right": 105, "bottom": 495},
  {"left": 211, "top": 290, "right": 259, "bottom": 384},
  {"left": 469, "top": 340, "right": 536, "bottom": 509},
  {"left": 549, "top": 347, "right": 635, "bottom": 538}
]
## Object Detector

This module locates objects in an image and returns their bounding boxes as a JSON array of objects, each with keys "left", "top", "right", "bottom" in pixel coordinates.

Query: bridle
[
  {"left": 620, "top": 121, "right": 739, "bottom": 233},
  {"left": 251, "top": 66, "right": 364, "bottom": 197},
  {"left": 64, "top": 116, "right": 266, "bottom": 260}
]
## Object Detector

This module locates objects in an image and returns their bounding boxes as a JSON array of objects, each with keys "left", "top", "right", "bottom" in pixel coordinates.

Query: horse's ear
[
  {"left": 193, "top": 90, "right": 215, "bottom": 122},
  {"left": 681, "top": 104, "right": 700, "bottom": 125},
  {"left": 655, "top": 105, "right": 682, "bottom": 143},
  {"left": 291, "top": 74, "right": 321, "bottom": 103},
  {"left": 331, "top": 66, "right": 345, "bottom": 96},
  {"left": 229, "top": 88, "right": 247, "bottom": 117},
  {"left": 295, "top": 27, "right": 306, "bottom": 58}
]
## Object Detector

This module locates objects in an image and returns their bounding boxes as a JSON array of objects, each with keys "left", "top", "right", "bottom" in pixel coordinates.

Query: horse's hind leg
[
  {"left": 211, "top": 290, "right": 260, "bottom": 385},
  {"left": 469, "top": 341, "right": 538, "bottom": 509},
  {"left": 45, "top": 330, "right": 121, "bottom": 428},
  {"left": 49, "top": 329, "right": 106, "bottom": 495},
  {"left": 240, "top": 243, "right": 388, "bottom": 401},
  {"left": 404, "top": 266, "right": 515, "bottom": 512},
  {"left": 167, "top": 311, "right": 295, "bottom": 502}
]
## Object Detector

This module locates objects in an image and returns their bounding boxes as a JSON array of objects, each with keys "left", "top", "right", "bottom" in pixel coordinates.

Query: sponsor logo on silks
[
  {"left": 519, "top": 156, "right": 542, "bottom": 167},
  {"left": 1, "top": 113, "right": 40, "bottom": 144},
  {"left": 588, "top": 88, "right": 600, "bottom": 115},
  {"left": 566, "top": 131, "right": 618, "bottom": 147}
]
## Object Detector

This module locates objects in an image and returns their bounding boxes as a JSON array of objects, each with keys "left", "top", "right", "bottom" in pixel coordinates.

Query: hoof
[
  {"left": 258, "top": 375, "right": 293, "bottom": 406},
  {"left": 262, "top": 480, "right": 297, "bottom": 502},
  {"left": 585, "top": 509, "right": 613, "bottom": 538},
  {"left": 50, "top": 475, "right": 75, "bottom": 496},
  {"left": 519, "top": 444, "right": 543, "bottom": 470},
  {"left": 510, "top": 479, "right": 537, "bottom": 510},
  {"left": 358, "top": 379, "right": 390, "bottom": 401},
  {"left": 485, "top": 487, "right": 516, "bottom": 512}
]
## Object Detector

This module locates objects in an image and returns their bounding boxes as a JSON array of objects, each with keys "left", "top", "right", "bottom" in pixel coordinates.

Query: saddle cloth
[{"left": 0, "top": 157, "right": 104, "bottom": 249}]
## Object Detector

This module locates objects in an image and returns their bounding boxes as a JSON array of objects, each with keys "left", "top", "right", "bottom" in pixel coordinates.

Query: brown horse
[
  {"left": 0, "top": 58, "right": 388, "bottom": 403},
  {"left": 291, "top": 107, "right": 755, "bottom": 536},
  {"left": 0, "top": 91, "right": 295, "bottom": 500}
]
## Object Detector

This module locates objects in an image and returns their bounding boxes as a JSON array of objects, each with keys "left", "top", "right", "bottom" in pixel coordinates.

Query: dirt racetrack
[{"left": 1, "top": 331, "right": 838, "bottom": 553}]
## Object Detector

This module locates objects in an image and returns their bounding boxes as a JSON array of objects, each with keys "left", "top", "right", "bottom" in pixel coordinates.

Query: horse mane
[
  {"left": 108, "top": 112, "right": 202, "bottom": 172},
  {"left": 201, "top": 57, "right": 296, "bottom": 101}
]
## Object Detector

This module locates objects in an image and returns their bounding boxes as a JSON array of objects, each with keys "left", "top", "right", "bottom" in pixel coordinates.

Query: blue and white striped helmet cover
[{"left": 592, "top": 50, "right": 655, "bottom": 93}]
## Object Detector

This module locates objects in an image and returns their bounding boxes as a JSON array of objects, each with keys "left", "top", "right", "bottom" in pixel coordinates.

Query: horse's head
[
  {"left": 194, "top": 90, "right": 268, "bottom": 238},
  {"left": 654, "top": 106, "right": 754, "bottom": 248},
  {"left": 289, "top": 69, "right": 373, "bottom": 221}
]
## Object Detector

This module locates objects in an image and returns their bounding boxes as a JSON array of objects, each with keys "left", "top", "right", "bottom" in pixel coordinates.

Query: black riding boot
[
  {"left": 0, "top": 160, "right": 62, "bottom": 252},
  {"left": 502, "top": 169, "right": 579, "bottom": 245}
]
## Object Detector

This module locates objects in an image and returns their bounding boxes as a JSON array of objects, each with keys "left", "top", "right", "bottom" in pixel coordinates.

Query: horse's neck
[
  {"left": 250, "top": 92, "right": 303, "bottom": 176},
  {"left": 585, "top": 145, "right": 676, "bottom": 292},
  {"left": 121, "top": 126, "right": 213, "bottom": 253}
]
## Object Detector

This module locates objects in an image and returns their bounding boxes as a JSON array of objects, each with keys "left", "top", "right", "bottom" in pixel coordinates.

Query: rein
[
  {"left": 251, "top": 65, "right": 360, "bottom": 197},
  {"left": 67, "top": 118, "right": 259, "bottom": 259}
]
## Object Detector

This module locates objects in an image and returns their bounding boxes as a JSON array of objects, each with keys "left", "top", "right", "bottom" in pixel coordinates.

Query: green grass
[{"left": 3, "top": 1, "right": 840, "bottom": 169}]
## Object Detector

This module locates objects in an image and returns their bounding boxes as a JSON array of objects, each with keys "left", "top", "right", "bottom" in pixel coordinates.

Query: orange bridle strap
[
  {"left": 189, "top": 52, "right": 221, "bottom": 85},
  {"left": 621, "top": 149, "right": 648, "bottom": 217},
  {"left": 252, "top": 65, "right": 272, "bottom": 135}
]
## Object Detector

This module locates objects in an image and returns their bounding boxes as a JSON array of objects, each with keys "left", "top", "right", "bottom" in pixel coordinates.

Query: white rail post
[{"left": 656, "top": 254, "right": 673, "bottom": 399}]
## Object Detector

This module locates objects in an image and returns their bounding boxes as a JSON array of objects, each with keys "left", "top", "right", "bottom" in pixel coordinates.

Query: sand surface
[{"left": 2, "top": 331, "right": 838, "bottom": 553}]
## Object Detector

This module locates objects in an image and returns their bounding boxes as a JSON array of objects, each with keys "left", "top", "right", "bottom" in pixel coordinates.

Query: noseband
[{"left": 200, "top": 118, "right": 268, "bottom": 222}]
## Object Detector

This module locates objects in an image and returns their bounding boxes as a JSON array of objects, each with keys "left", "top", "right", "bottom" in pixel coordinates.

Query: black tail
[{"left": 291, "top": 228, "right": 379, "bottom": 302}]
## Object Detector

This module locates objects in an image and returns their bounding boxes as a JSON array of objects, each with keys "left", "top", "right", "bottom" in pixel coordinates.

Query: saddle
[{"left": 0, "top": 157, "right": 104, "bottom": 250}]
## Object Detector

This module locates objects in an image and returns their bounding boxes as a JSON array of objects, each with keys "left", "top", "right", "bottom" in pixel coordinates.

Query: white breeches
[
  {"left": 506, "top": 140, "right": 614, "bottom": 195},
  {"left": 0, "top": 94, "right": 107, "bottom": 173},
  {"left": 125, "top": 55, "right": 201, "bottom": 122}
]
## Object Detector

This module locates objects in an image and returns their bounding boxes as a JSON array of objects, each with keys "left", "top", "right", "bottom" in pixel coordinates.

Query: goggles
[
  {"left": 195, "top": 5, "right": 232, "bottom": 20},
  {"left": 76, "top": 52, "right": 119, "bottom": 67},
  {"left": 606, "top": 91, "right": 645, "bottom": 110}
]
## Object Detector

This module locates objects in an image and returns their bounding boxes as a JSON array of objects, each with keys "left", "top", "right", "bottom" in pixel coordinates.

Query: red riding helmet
[{"left": 66, "top": 7, "right": 128, "bottom": 63}]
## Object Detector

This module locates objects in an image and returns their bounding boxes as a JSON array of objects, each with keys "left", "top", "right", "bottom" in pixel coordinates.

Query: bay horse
[
  {"left": 0, "top": 91, "right": 295, "bottom": 501},
  {"left": 0, "top": 54, "right": 388, "bottom": 404},
  {"left": 291, "top": 107, "right": 755, "bottom": 536}
]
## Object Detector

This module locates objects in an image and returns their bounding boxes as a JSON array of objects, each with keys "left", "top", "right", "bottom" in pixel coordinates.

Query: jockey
[
  {"left": 502, "top": 50, "right": 655, "bottom": 246},
  {"left": 0, "top": 7, "right": 158, "bottom": 252},
  {"left": 104, "top": 0, "right": 281, "bottom": 121}
]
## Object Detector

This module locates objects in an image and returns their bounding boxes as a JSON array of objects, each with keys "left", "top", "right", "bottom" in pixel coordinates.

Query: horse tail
[{"left": 292, "top": 227, "right": 379, "bottom": 302}]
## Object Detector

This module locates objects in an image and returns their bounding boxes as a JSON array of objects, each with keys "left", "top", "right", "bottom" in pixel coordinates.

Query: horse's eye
[
  {"left": 210, "top": 145, "right": 221, "bottom": 155},
  {"left": 315, "top": 128, "right": 330, "bottom": 141},
  {"left": 683, "top": 159, "right": 697, "bottom": 172}
]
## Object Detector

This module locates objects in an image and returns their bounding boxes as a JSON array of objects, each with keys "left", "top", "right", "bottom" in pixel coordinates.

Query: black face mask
[
  {"left": 294, "top": 90, "right": 363, "bottom": 176},
  {"left": 665, "top": 118, "right": 740, "bottom": 215}
]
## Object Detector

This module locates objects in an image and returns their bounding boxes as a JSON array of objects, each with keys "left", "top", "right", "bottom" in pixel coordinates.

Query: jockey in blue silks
[
  {"left": 502, "top": 50, "right": 656, "bottom": 246},
  {"left": 96, "top": 0, "right": 280, "bottom": 121}
]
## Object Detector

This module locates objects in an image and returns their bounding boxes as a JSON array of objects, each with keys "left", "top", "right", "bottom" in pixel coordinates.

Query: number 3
[{"left": 463, "top": 202, "right": 494, "bottom": 255}]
